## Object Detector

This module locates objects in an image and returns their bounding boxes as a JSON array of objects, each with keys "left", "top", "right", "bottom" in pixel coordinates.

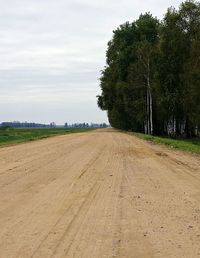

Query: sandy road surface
[{"left": 0, "top": 129, "right": 199, "bottom": 258}]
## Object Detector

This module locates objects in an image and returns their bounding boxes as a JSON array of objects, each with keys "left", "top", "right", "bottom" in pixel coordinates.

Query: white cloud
[{"left": 0, "top": 0, "right": 183, "bottom": 124}]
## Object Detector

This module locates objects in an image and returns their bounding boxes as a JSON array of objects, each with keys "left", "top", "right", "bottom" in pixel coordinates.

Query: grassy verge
[
  {"left": 0, "top": 127, "right": 94, "bottom": 147},
  {"left": 132, "top": 132, "right": 200, "bottom": 154}
]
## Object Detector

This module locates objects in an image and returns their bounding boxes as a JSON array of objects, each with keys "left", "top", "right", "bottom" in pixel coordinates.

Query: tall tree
[
  {"left": 98, "top": 14, "right": 159, "bottom": 133},
  {"left": 98, "top": 1, "right": 200, "bottom": 138},
  {"left": 133, "top": 13, "right": 159, "bottom": 134},
  {"left": 180, "top": 1, "right": 200, "bottom": 136}
]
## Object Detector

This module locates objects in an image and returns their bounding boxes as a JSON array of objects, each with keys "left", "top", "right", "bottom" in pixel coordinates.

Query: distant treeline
[
  {"left": 97, "top": 1, "right": 200, "bottom": 137},
  {"left": 64, "top": 123, "right": 108, "bottom": 128},
  {"left": 0, "top": 122, "right": 56, "bottom": 128},
  {"left": 0, "top": 122, "right": 109, "bottom": 129}
]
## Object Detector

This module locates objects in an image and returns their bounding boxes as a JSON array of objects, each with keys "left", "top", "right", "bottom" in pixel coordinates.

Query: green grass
[
  {"left": 0, "top": 127, "right": 94, "bottom": 147},
  {"left": 132, "top": 132, "right": 200, "bottom": 154}
]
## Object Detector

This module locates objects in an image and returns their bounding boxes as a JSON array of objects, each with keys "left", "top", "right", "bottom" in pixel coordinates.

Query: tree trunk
[
  {"left": 146, "top": 87, "right": 150, "bottom": 134},
  {"left": 147, "top": 58, "right": 153, "bottom": 135}
]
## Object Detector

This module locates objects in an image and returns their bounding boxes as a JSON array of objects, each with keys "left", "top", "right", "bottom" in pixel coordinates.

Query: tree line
[
  {"left": 64, "top": 123, "right": 108, "bottom": 128},
  {"left": 97, "top": 0, "right": 200, "bottom": 137},
  {"left": 0, "top": 122, "right": 56, "bottom": 128}
]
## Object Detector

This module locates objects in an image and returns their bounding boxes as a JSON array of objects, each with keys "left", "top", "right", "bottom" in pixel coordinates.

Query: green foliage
[
  {"left": 98, "top": 13, "right": 159, "bottom": 132},
  {"left": 98, "top": 0, "right": 200, "bottom": 138}
]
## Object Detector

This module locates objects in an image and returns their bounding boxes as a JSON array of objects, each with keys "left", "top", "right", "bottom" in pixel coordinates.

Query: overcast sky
[{"left": 0, "top": 0, "right": 183, "bottom": 124}]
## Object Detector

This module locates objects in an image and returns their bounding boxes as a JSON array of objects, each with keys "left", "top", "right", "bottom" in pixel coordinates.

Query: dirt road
[{"left": 0, "top": 129, "right": 199, "bottom": 258}]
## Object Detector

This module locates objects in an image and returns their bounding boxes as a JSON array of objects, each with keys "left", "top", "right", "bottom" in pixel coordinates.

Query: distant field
[
  {"left": 0, "top": 127, "right": 94, "bottom": 146},
  {"left": 132, "top": 132, "right": 200, "bottom": 154}
]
